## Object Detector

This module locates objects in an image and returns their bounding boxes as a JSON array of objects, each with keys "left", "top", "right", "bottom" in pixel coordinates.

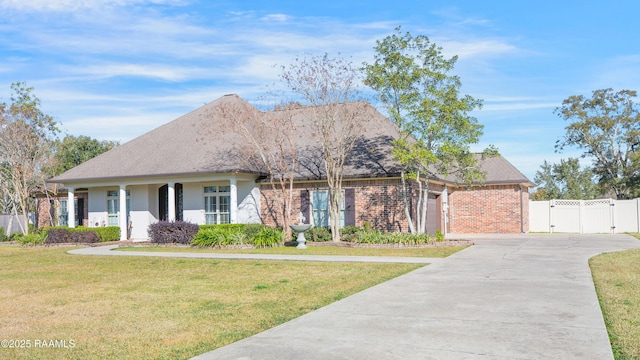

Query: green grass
[
  {"left": 590, "top": 233, "right": 640, "bottom": 359},
  {"left": 0, "top": 246, "right": 423, "bottom": 360},
  {"left": 115, "top": 244, "right": 468, "bottom": 258}
]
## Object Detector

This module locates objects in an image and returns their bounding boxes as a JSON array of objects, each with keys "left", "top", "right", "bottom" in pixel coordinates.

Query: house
[{"left": 44, "top": 94, "right": 534, "bottom": 240}]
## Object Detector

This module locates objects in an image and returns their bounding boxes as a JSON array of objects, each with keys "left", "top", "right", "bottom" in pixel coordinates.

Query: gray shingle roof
[{"left": 50, "top": 94, "right": 533, "bottom": 187}]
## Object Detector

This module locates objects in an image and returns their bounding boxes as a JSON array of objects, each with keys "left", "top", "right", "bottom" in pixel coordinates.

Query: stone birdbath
[{"left": 289, "top": 212, "right": 313, "bottom": 249}]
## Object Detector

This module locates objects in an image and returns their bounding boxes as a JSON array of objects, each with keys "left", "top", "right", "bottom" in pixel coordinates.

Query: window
[
  {"left": 107, "top": 190, "right": 130, "bottom": 226},
  {"left": 312, "top": 190, "right": 345, "bottom": 228},
  {"left": 59, "top": 200, "right": 69, "bottom": 227},
  {"left": 58, "top": 199, "right": 79, "bottom": 227},
  {"left": 204, "top": 186, "right": 231, "bottom": 224}
]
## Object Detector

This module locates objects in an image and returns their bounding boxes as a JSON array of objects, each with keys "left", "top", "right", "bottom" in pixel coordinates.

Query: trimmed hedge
[
  {"left": 41, "top": 226, "right": 120, "bottom": 243},
  {"left": 148, "top": 221, "right": 199, "bottom": 244},
  {"left": 90, "top": 226, "right": 120, "bottom": 242},
  {"left": 44, "top": 228, "right": 101, "bottom": 244}
]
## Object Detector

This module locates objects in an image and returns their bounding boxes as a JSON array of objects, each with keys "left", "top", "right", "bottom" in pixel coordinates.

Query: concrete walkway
[{"left": 69, "top": 234, "right": 640, "bottom": 359}]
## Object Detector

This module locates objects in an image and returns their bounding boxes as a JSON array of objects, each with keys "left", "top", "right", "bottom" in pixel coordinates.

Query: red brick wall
[
  {"left": 259, "top": 179, "right": 411, "bottom": 232},
  {"left": 447, "top": 184, "right": 528, "bottom": 234},
  {"left": 35, "top": 192, "right": 89, "bottom": 228}
]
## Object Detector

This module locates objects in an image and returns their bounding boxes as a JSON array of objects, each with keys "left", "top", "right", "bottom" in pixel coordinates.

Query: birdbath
[{"left": 289, "top": 213, "right": 313, "bottom": 249}]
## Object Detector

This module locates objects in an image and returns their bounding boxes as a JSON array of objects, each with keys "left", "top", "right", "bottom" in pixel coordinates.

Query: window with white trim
[
  {"left": 58, "top": 199, "right": 79, "bottom": 227},
  {"left": 107, "top": 190, "right": 130, "bottom": 226},
  {"left": 59, "top": 199, "right": 69, "bottom": 227},
  {"left": 311, "top": 190, "right": 345, "bottom": 228},
  {"left": 204, "top": 186, "right": 231, "bottom": 224}
]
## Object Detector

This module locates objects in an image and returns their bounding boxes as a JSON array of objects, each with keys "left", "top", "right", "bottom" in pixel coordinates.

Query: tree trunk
[
  {"left": 420, "top": 179, "right": 430, "bottom": 234},
  {"left": 415, "top": 172, "right": 423, "bottom": 233},
  {"left": 401, "top": 172, "right": 416, "bottom": 233},
  {"left": 328, "top": 187, "right": 342, "bottom": 242}
]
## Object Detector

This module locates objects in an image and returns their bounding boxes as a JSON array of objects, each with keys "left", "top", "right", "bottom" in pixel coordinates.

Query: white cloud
[
  {"left": 0, "top": 0, "right": 186, "bottom": 13},
  {"left": 437, "top": 38, "right": 518, "bottom": 59},
  {"left": 63, "top": 63, "right": 210, "bottom": 82},
  {"left": 261, "top": 13, "right": 290, "bottom": 22}
]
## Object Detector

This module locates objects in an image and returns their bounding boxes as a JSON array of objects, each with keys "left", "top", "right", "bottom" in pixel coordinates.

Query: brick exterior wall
[
  {"left": 259, "top": 179, "right": 412, "bottom": 232},
  {"left": 35, "top": 192, "right": 89, "bottom": 228},
  {"left": 261, "top": 181, "right": 532, "bottom": 234},
  {"left": 447, "top": 184, "right": 529, "bottom": 234}
]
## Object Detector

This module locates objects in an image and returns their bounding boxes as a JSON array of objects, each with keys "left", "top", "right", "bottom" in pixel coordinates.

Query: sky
[{"left": 1, "top": 0, "right": 639, "bottom": 183}]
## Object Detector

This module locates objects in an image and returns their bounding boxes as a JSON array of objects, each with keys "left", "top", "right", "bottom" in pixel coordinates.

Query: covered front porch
[{"left": 63, "top": 174, "right": 261, "bottom": 240}]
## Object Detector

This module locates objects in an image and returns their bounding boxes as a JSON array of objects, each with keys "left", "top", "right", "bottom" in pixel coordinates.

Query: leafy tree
[
  {"left": 531, "top": 158, "right": 598, "bottom": 200},
  {"left": 53, "top": 135, "right": 118, "bottom": 175},
  {"left": 279, "top": 53, "right": 366, "bottom": 242},
  {"left": 555, "top": 88, "right": 640, "bottom": 199},
  {"left": 362, "top": 27, "right": 491, "bottom": 233},
  {"left": 0, "top": 82, "right": 59, "bottom": 234}
]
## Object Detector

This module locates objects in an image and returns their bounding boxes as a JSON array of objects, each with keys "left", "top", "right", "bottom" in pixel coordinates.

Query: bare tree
[
  {"left": 219, "top": 96, "right": 300, "bottom": 242},
  {"left": 280, "top": 54, "right": 365, "bottom": 242},
  {"left": 0, "top": 83, "right": 58, "bottom": 234}
]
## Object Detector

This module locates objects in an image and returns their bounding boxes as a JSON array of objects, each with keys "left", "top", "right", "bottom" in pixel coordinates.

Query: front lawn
[
  {"left": 115, "top": 244, "right": 468, "bottom": 258},
  {"left": 590, "top": 233, "right": 640, "bottom": 359},
  {"left": 0, "top": 246, "right": 422, "bottom": 360}
]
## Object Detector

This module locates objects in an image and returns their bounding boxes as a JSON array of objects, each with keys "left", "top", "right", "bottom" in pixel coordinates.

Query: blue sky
[{"left": 1, "top": 0, "right": 639, "bottom": 182}]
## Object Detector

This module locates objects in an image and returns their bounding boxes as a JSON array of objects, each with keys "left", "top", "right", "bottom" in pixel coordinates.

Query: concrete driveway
[{"left": 190, "top": 234, "right": 640, "bottom": 360}]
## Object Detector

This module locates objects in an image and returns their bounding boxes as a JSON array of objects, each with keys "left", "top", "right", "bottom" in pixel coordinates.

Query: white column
[
  {"left": 67, "top": 187, "right": 76, "bottom": 228},
  {"left": 119, "top": 185, "right": 127, "bottom": 241},
  {"left": 230, "top": 177, "right": 238, "bottom": 224},
  {"left": 167, "top": 182, "right": 176, "bottom": 222}
]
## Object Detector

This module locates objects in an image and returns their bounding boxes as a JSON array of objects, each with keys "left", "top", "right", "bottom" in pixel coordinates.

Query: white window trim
[
  {"left": 107, "top": 190, "right": 130, "bottom": 227},
  {"left": 204, "top": 185, "right": 231, "bottom": 225}
]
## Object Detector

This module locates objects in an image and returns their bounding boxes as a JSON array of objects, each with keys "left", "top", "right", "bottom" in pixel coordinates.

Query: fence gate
[{"left": 550, "top": 199, "right": 613, "bottom": 234}]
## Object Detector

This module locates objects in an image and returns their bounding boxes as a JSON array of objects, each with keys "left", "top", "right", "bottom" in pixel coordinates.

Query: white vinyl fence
[
  {"left": 529, "top": 199, "right": 640, "bottom": 233},
  {"left": 0, "top": 214, "right": 27, "bottom": 235}
]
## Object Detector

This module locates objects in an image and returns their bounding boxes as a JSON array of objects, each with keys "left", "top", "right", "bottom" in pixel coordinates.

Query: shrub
[
  {"left": 192, "top": 224, "right": 263, "bottom": 247},
  {"left": 45, "top": 228, "right": 72, "bottom": 244},
  {"left": 92, "top": 226, "right": 120, "bottom": 242},
  {"left": 192, "top": 228, "right": 229, "bottom": 247},
  {"left": 243, "top": 224, "right": 266, "bottom": 238},
  {"left": 229, "top": 232, "right": 248, "bottom": 245},
  {"left": 148, "top": 221, "right": 199, "bottom": 244},
  {"left": 17, "top": 233, "right": 46, "bottom": 246},
  {"left": 199, "top": 224, "right": 246, "bottom": 233},
  {"left": 0, "top": 227, "right": 6, "bottom": 242},
  {"left": 435, "top": 229, "right": 445, "bottom": 242},
  {"left": 69, "top": 231, "right": 100, "bottom": 243},
  {"left": 305, "top": 226, "right": 331, "bottom": 242},
  {"left": 353, "top": 230, "right": 434, "bottom": 245},
  {"left": 340, "top": 226, "right": 361, "bottom": 242},
  {"left": 251, "top": 227, "right": 283, "bottom": 248}
]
